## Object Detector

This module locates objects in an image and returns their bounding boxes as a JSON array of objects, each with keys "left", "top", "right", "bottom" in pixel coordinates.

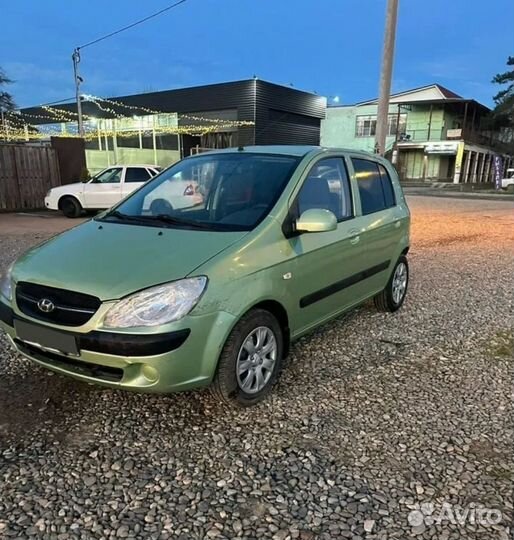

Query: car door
[
  {"left": 121, "top": 167, "right": 154, "bottom": 199},
  {"left": 345, "top": 156, "right": 405, "bottom": 298},
  {"left": 83, "top": 167, "right": 124, "bottom": 208},
  {"left": 285, "top": 156, "right": 370, "bottom": 335}
]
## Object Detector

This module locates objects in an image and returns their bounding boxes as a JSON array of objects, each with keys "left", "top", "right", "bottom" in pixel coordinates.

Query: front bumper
[
  {"left": 0, "top": 300, "right": 236, "bottom": 393},
  {"left": 44, "top": 196, "right": 56, "bottom": 210}
]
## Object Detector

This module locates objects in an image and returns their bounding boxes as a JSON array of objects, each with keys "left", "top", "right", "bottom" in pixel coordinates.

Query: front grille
[
  {"left": 15, "top": 339, "right": 124, "bottom": 382},
  {"left": 16, "top": 282, "right": 101, "bottom": 327}
]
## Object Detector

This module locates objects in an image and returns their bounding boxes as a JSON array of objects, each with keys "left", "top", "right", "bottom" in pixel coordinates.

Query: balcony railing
[{"left": 397, "top": 127, "right": 511, "bottom": 152}]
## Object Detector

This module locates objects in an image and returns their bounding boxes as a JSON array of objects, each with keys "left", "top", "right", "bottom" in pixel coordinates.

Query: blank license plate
[{"left": 15, "top": 319, "right": 79, "bottom": 355}]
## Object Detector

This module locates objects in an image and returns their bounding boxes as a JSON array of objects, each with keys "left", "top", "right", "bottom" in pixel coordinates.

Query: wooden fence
[{"left": 0, "top": 144, "right": 61, "bottom": 211}]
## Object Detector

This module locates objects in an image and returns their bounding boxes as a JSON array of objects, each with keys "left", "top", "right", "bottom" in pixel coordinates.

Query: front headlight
[
  {"left": 0, "top": 262, "right": 14, "bottom": 302},
  {"left": 103, "top": 277, "right": 207, "bottom": 328},
  {"left": 45, "top": 189, "right": 52, "bottom": 197}
]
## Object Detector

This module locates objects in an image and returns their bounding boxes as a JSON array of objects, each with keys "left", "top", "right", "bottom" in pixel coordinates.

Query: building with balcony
[{"left": 321, "top": 84, "right": 513, "bottom": 184}]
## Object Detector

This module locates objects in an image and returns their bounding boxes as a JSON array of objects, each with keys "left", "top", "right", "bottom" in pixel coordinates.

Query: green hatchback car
[{"left": 0, "top": 146, "right": 410, "bottom": 405}]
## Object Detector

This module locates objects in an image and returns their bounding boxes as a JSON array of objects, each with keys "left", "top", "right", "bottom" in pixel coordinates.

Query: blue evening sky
[{"left": 2, "top": 0, "right": 513, "bottom": 109}]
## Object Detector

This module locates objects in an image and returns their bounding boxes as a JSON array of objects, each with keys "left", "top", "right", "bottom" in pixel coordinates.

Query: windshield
[{"left": 102, "top": 152, "right": 300, "bottom": 231}]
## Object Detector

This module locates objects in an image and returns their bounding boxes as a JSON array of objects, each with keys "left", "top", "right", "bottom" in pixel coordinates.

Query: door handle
[
  {"left": 394, "top": 219, "right": 401, "bottom": 229},
  {"left": 349, "top": 228, "right": 360, "bottom": 245}
]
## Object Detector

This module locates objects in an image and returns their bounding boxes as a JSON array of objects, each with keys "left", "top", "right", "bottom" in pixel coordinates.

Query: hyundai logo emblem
[{"left": 37, "top": 298, "right": 55, "bottom": 313}]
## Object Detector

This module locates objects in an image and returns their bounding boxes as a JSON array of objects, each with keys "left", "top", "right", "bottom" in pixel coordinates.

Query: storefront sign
[
  {"left": 493, "top": 155, "right": 503, "bottom": 190},
  {"left": 446, "top": 129, "right": 463, "bottom": 139},
  {"left": 425, "top": 142, "right": 459, "bottom": 155},
  {"left": 455, "top": 143, "right": 465, "bottom": 174}
]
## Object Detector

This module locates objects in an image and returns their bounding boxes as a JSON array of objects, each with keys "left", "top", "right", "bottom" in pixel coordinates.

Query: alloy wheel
[
  {"left": 392, "top": 262, "right": 408, "bottom": 304},
  {"left": 236, "top": 326, "right": 277, "bottom": 394}
]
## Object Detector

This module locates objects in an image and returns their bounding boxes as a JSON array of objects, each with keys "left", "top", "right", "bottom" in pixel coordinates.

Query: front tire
[
  {"left": 374, "top": 255, "right": 409, "bottom": 312},
  {"left": 59, "top": 196, "right": 82, "bottom": 218},
  {"left": 211, "top": 309, "right": 284, "bottom": 406}
]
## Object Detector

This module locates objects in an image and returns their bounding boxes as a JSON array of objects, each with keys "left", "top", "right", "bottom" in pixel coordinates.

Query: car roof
[
  {"left": 194, "top": 145, "right": 377, "bottom": 159},
  {"left": 106, "top": 164, "right": 159, "bottom": 168}
]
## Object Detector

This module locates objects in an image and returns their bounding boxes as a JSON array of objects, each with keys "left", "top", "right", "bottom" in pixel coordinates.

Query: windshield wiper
[
  {"left": 101, "top": 211, "right": 212, "bottom": 230},
  {"left": 149, "top": 214, "right": 213, "bottom": 230},
  {"left": 101, "top": 210, "right": 150, "bottom": 223}
]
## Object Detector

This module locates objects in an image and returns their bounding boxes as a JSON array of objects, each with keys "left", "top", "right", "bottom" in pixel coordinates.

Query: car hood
[
  {"left": 50, "top": 182, "right": 83, "bottom": 194},
  {"left": 12, "top": 220, "right": 246, "bottom": 301}
]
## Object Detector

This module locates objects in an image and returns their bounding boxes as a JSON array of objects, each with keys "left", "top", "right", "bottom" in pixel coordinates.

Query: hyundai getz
[{"left": 0, "top": 146, "right": 410, "bottom": 406}]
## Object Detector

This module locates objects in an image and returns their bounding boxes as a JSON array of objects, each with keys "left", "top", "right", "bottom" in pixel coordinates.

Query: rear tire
[
  {"left": 211, "top": 309, "right": 284, "bottom": 406},
  {"left": 374, "top": 255, "right": 409, "bottom": 312},
  {"left": 59, "top": 196, "right": 82, "bottom": 218}
]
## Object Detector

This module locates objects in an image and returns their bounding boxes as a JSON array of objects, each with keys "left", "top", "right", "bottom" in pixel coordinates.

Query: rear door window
[
  {"left": 352, "top": 158, "right": 396, "bottom": 215},
  {"left": 378, "top": 164, "right": 396, "bottom": 208},
  {"left": 125, "top": 167, "right": 152, "bottom": 183}
]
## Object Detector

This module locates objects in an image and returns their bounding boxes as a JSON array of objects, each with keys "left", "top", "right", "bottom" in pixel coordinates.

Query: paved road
[
  {"left": 402, "top": 187, "right": 514, "bottom": 202},
  {"left": 0, "top": 197, "right": 512, "bottom": 539},
  {"left": 0, "top": 212, "right": 87, "bottom": 236}
]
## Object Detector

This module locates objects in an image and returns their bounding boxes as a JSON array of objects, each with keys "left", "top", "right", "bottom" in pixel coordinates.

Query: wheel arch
[
  {"left": 58, "top": 193, "right": 83, "bottom": 210},
  {"left": 245, "top": 299, "right": 291, "bottom": 358}
]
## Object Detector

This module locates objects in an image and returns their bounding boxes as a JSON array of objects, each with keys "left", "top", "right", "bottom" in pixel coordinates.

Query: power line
[
  {"left": 41, "top": 97, "right": 76, "bottom": 106},
  {"left": 78, "top": 0, "right": 189, "bottom": 50}
]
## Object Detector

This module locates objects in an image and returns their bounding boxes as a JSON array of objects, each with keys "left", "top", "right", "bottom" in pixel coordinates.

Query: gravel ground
[{"left": 0, "top": 196, "right": 513, "bottom": 540}]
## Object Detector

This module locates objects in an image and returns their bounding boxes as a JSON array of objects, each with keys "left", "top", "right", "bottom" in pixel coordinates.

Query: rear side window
[
  {"left": 378, "top": 164, "right": 396, "bottom": 208},
  {"left": 352, "top": 158, "right": 396, "bottom": 215},
  {"left": 125, "top": 167, "right": 152, "bottom": 183}
]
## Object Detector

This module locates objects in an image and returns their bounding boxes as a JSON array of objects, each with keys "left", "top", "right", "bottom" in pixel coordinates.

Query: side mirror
[{"left": 296, "top": 208, "right": 337, "bottom": 233}]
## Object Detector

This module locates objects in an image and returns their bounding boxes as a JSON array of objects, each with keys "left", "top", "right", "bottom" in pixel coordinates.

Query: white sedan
[
  {"left": 501, "top": 168, "right": 514, "bottom": 191},
  {"left": 45, "top": 165, "right": 161, "bottom": 217}
]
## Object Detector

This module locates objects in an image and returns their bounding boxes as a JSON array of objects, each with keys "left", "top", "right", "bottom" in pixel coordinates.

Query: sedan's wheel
[
  {"left": 211, "top": 309, "right": 283, "bottom": 406},
  {"left": 59, "top": 196, "right": 82, "bottom": 218},
  {"left": 374, "top": 255, "right": 409, "bottom": 312}
]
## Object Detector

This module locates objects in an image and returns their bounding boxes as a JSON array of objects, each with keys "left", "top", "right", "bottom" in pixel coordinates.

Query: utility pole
[
  {"left": 375, "top": 0, "right": 399, "bottom": 156},
  {"left": 72, "top": 48, "right": 84, "bottom": 136},
  {"left": 0, "top": 107, "right": 5, "bottom": 141}
]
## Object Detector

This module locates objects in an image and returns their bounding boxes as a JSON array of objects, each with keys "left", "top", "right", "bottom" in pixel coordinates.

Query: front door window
[
  {"left": 92, "top": 168, "right": 123, "bottom": 184},
  {"left": 297, "top": 158, "right": 353, "bottom": 221}
]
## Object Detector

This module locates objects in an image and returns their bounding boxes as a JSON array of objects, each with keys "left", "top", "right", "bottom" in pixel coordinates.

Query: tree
[
  {"left": 0, "top": 67, "right": 16, "bottom": 111},
  {"left": 492, "top": 56, "right": 514, "bottom": 126}
]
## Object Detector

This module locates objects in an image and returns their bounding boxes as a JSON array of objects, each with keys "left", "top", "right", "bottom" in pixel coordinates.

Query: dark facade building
[{"left": 21, "top": 79, "right": 326, "bottom": 156}]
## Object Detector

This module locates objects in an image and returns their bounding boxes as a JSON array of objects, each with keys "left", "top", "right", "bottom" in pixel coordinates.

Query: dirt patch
[
  {"left": 486, "top": 330, "right": 514, "bottom": 359},
  {"left": 0, "top": 367, "right": 95, "bottom": 446}
]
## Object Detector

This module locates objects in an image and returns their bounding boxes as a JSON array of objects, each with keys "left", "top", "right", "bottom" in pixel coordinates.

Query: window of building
[
  {"left": 297, "top": 158, "right": 352, "bottom": 221},
  {"left": 355, "top": 114, "right": 407, "bottom": 137},
  {"left": 352, "top": 158, "right": 396, "bottom": 214},
  {"left": 125, "top": 167, "right": 153, "bottom": 183}
]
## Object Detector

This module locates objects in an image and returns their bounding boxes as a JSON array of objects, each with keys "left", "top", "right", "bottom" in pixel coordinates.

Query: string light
[
  {"left": 84, "top": 95, "right": 254, "bottom": 127},
  {"left": 2, "top": 94, "right": 255, "bottom": 142},
  {"left": 42, "top": 105, "right": 91, "bottom": 121}
]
